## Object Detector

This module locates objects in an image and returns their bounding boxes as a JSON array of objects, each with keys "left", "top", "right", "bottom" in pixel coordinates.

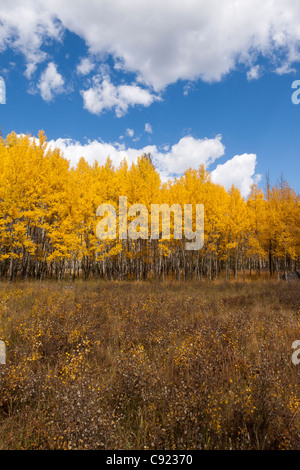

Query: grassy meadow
[{"left": 0, "top": 279, "right": 299, "bottom": 450}]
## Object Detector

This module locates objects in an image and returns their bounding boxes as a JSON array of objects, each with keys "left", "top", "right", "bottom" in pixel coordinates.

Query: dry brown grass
[{"left": 0, "top": 279, "right": 299, "bottom": 449}]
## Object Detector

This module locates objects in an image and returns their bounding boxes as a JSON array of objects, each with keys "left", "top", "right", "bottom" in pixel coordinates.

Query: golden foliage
[{"left": 0, "top": 132, "right": 299, "bottom": 281}]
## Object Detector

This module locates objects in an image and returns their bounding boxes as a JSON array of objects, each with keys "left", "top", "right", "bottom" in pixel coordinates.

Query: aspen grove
[{"left": 0, "top": 132, "right": 299, "bottom": 282}]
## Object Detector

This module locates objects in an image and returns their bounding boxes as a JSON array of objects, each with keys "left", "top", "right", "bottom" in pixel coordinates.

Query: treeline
[{"left": 0, "top": 132, "right": 299, "bottom": 281}]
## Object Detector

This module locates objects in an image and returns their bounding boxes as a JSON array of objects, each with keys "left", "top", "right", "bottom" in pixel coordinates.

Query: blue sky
[{"left": 0, "top": 1, "right": 300, "bottom": 196}]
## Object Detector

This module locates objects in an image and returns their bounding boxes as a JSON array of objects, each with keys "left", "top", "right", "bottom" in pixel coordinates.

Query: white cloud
[
  {"left": 153, "top": 135, "right": 225, "bottom": 178},
  {"left": 1, "top": 2, "right": 300, "bottom": 89},
  {"left": 38, "top": 62, "right": 64, "bottom": 102},
  {"left": 47, "top": 137, "right": 157, "bottom": 168},
  {"left": 211, "top": 153, "right": 262, "bottom": 197},
  {"left": 46, "top": 134, "right": 260, "bottom": 196},
  {"left": 2, "top": 1, "right": 300, "bottom": 89},
  {"left": 81, "top": 75, "right": 160, "bottom": 117},
  {"left": 76, "top": 57, "right": 95, "bottom": 75},
  {"left": 0, "top": 1, "right": 62, "bottom": 78},
  {"left": 47, "top": 135, "right": 224, "bottom": 172},
  {"left": 275, "top": 63, "right": 296, "bottom": 75},
  {"left": 126, "top": 128, "right": 134, "bottom": 137},
  {"left": 0, "top": 76, "right": 6, "bottom": 104},
  {"left": 183, "top": 82, "right": 194, "bottom": 96},
  {"left": 247, "top": 65, "right": 260, "bottom": 80},
  {"left": 145, "top": 123, "right": 152, "bottom": 134}
]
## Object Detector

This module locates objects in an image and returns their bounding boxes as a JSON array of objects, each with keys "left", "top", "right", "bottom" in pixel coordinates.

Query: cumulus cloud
[
  {"left": 275, "top": 63, "right": 296, "bottom": 75},
  {"left": 38, "top": 62, "right": 64, "bottom": 101},
  {"left": 211, "top": 153, "right": 262, "bottom": 197},
  {"left": 0, "top": 76, "right": 6, "bottom": 104},
  {"left": 76, "top": 57, "right": 95, "bottom": 75},
  {"left": 46, "top": 135, "right": 260, "bottom": 196},
  {"left": 247, "top": 65, "right": 260, "bottom": 81},
  {"left": 47, "top": 137, "right": 156, "bottom": 168},
  {"left": 153, "top": 135, "right": 225, "bottom": 178},
  {"left": 2, "top": 1, "right": 300, "bottom": 89},
  {"left": 0, "top": 1, "right": 62, "bottom": 78},
  {"left": 46, "top": 135, "right": 223, "bottom": 171},
  {"left": 126, "top": 128, "right": 134, "bottom": 137},
  {"left": 183, "top": 82, "right": 194, "bottom": 96},
  {"left": 81, "top": 75, "right": 160, "bottom": 117},
  {"left": 145, "top": 123, "right": 153, "bottom": 134}
]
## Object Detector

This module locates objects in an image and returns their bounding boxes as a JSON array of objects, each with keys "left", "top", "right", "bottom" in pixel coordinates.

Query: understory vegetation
[{"left": 0, "top": 279, "right": 299, "bottom": 450}]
